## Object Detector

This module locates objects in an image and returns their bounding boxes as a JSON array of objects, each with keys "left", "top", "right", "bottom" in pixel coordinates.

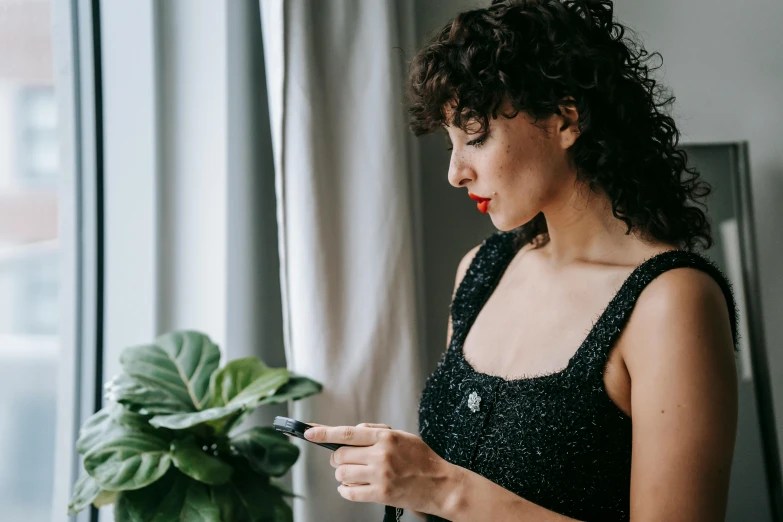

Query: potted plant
[{"left": 67, "top": 330, "right": 321, "bottom": 521}]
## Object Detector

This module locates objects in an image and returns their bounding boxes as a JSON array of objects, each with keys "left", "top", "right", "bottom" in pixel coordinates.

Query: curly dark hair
[{"left": 405, "top": 0, "right": 712, "bottom": 251}]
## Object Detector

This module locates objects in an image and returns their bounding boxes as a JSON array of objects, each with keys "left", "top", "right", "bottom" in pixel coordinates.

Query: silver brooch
[{"left": 467, "top": 391, "right": 481, "bottom": 412}]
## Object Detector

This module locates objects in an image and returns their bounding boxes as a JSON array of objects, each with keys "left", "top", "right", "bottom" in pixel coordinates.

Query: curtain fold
[{"left": 260, "top": 0, "right": 424, "bottom": 520}]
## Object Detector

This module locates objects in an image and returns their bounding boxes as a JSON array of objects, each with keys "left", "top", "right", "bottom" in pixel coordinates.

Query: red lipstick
[{"left": 468, "top": 192, "right": 491, "bottom": 214}]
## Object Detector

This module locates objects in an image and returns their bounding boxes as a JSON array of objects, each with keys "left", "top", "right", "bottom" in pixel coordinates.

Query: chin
[
  {"left": 490, "top": 211, "right": 534, "bottom": 232},
  {"left": 489, "top": 215, "right": 516, "bottom": 232}
]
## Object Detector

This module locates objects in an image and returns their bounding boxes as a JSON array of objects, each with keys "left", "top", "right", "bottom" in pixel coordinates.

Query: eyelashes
[
  {"left": 469, "top": 134, "right": 488, "bottom": 149},
  {"left": 446, "top": 133, "right": 489, "bottom": 151}
]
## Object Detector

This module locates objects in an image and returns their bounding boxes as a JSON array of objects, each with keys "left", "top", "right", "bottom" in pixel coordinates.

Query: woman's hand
[
  {"left": 352, "top": 424, "right": 427, "bottom": 520},
  {"left": 302, "top": 422, "right": 454, "bottom": 517}
]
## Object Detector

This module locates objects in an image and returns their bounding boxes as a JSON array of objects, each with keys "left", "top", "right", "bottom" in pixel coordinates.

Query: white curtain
[{"left": 260, "top": 1, "right": 425, "bottom": 521}]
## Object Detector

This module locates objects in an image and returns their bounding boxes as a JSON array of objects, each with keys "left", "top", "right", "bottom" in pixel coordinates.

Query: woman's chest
[
  {"left": 461, "top": 265, "right": 625, "bottom": 379},
  {"left": 459, "top": 261, "right": 635, "bottom": 416}
]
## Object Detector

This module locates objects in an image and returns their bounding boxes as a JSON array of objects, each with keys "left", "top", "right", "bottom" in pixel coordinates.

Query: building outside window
[{"left": 0, "top": 1, "right": 63, "bottom": 520}]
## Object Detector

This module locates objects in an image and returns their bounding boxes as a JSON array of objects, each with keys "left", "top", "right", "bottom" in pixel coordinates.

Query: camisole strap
[
  {"left": 449, "top": 231, "right": 518, "bottom": 351},
  {"left": 578, "top": 249, "right": 741, "bottom": 381}
]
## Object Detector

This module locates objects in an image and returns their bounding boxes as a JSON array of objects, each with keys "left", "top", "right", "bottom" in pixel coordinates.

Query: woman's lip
[
  {"left": 468, "top": 192, "right": 491, "bottom": 202},
  {"left": 468, "top": 192, "right": 491, "bottom": 213}
]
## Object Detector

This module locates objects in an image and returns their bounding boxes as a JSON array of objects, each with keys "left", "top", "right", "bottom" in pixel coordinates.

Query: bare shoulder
[
  {"left": 621, "top": 265, "right": 738, "bottom": 520},
  {"left": 622, "top": 265, "right": 735, "bottom": 371},
  {"left": 638, "top": 265, "right": 730, "bottom": 317}
]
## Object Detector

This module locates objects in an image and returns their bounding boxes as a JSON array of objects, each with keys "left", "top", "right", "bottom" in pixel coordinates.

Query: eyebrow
[{"left": 443, "top": 128, "right": 485, "bottom": 149}]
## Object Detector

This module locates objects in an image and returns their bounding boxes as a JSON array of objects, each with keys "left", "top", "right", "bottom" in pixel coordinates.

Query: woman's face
[{"left": 444, "top": 101, "right": 580, "bottom": 231}]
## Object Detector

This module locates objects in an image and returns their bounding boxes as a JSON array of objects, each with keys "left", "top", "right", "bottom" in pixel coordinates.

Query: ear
[{"left": 557, "top": 96, "right": 580, "bottom": 149}]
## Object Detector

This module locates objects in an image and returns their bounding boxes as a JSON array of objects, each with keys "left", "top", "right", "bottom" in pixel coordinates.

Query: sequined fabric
[{"left": 418, "top": 230, "right": 739, "bottom": 522}]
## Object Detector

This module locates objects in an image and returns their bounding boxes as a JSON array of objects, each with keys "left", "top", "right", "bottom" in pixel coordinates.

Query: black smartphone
[{"left": 273, "top": 416, "right": 350, "bottom": 451}]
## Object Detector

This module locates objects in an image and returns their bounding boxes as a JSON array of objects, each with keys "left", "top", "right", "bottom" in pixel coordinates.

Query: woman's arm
[
  {"left": 621, "top": 267, "right": 737, "bottom": 521},
  {"left": 433, "top": 267, "right": 737, "bottom": 522},
  {"left": 436, "top": 464, "right": 581, "bottom": 521}
]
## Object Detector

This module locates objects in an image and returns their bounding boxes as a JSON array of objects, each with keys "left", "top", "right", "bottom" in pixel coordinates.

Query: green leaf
[
  {"left": 208, "top": 357, "right": 294, "bottom": 410},
  {"left": 212, "top": 375, "right": 321, "bottom": 435},
  {"left": 114, "top": 468, "right": 188, "bottom": 522},
  {"left": 76, "top": 402, "right": 156, "bottom": 456},
  {"left": 120, "top": 330, "right": 221, "bottom": 412},
  {"left": 149, "top": 402, "right": 245, "bottom": 430},
  {"left": 231, "top": 427, "right": 300, "bottom": 477},
  {"left": 150, "top": 370, "right": 290, "bottom": 432},
  {"left": 180, "top": 480, "right": 222, "bottom": 522},
  {"left": 66, "top": 471, "right": 119, "bottom": 515},
  {"left": 230, "top": 369, "right": 291, "bottom": 407},
  {"left": 210, "top": 483, "right": 237, "bottom": 522},
  {"left": 216, "top": 483, "right": 272, "bottom": 522},
  {"left": 67, "top": 471, "right": 101, "bottom": 515},
  {"left": 84, "top": 432, "right": 172, "bottom": 491},
  {"left": 258, "top": 375, "right": 322, "bottom": 405},
  {"left": 208, "top": 357, "right": 271, "bottom": 407},
  {"left": 171, "top": 437, "right": 233, "bottom": 485},
  {"left": 205, "top": 462, "right": 281, "bottom": 522},
  {"left": 111, "top": 373, "right": 193, "bottom": 415},
  {"left": 229, "top": 479, "right": 284, "bottom": 522},
  {"left": 93, "top": 489, "right": 118, "bottom": 507},
  {"left": 215, "top": 371, "right": 321, "bottom": 436},
  {"left": 272, "top": 495, "right": 294, "bottom": 522},
  {"left": 76, "top": 407, "right": 114, "bottom": 455},
  {"left": 221, "top": 408, "right": 255, "bottom": 436},
  {"left": 107, "top": 399, "right": 157, "bottom": 431}
]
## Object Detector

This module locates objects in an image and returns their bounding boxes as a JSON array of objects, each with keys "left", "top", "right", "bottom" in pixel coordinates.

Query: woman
[{"left": 302, "top": 1, "right": 739, "bottom": 520}]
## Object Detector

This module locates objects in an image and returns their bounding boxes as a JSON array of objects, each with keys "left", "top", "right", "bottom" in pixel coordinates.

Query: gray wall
[{"left": 411, "top": 0, "right": 783, "bottom": 518}]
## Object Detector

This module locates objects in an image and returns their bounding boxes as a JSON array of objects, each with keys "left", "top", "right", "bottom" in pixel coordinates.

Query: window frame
[{"left": 50, "top": 1, "right": 104, "bottom": 521}]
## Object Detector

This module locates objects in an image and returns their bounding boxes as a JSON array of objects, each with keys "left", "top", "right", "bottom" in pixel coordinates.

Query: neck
[{"left": 536, "top": 181, "right": 649, "bottom": 268}]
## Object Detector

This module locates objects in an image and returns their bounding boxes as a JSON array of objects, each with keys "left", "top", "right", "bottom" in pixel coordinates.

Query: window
[
  {"left": 15, "top": 86, "right": 60, "bottom": 185},
  {"left": 0, "top": 0, "right": 68, "bottom": 520}
]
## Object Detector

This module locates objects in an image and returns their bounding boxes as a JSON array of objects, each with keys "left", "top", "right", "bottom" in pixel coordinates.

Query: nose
[{"left": 447, "top": 152, "right": 476, "bottom": 188}]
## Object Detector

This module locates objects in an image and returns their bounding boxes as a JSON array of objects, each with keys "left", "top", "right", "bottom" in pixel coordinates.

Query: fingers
[
  {"left": 283, "top": 421, "right": 326, "bottom": 438},
  {"left": 356, "top": 423, "right": 392, "bottom": 429},
  {"left": 336, "top": 482, "right": 375, "bottom": 503},
  {"left": 302, "top": 422, "right": 388, "bottom": 429},
  {"left": 330, "top": 445, "right": 371, "bottom": 467},
  {"left": 301, "top": 421, "right": 387, "bottom": 429},
  {"left": 304, "top": 424, "right": 380, "bottom": 446},
  {"left": 334, "top": 463, "right": 373, "bottom": 485}
]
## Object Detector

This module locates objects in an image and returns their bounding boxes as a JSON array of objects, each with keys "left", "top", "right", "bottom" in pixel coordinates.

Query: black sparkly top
[{"left": 417, "top": 230, "right": 739, "bottom": 522}]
